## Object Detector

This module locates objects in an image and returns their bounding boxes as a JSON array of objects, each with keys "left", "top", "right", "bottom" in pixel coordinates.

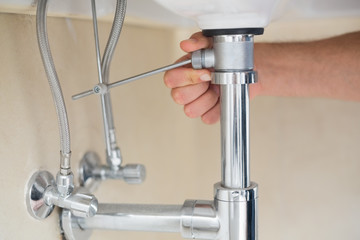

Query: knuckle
[
  {"left": 184, "top": 105, "right": 196, "bottom": 118},
  {"left": 201, "top": 116, "right": 211, "bottom": 124},
  {"left": 163, "top": 73, "right": 173, "bottom": 88},
  {"left": 190, "top": 31, "right": 202, "bottom": 39},
  {"left": 172, "top": 90, "right": 184, "bottom": 105},
  {"left": 188, "top": 71, "right": 201, "bottom": 84},
  {"left": 202, "top": 115, "right": 217, "bottom": 125}
]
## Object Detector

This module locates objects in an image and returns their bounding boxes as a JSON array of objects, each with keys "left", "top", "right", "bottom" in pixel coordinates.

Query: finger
[
  {"left": 183, "top": 87, "right": 219, "bottom": 118},
  {"left": 180, "top": 32, "right": 213, "bottom": 53},
  {"left": 171, "top": 82, "right": 210, "bottom": 105},
  {"left": 249, "top": 82, "right": 262, "bottom": 99},
  {"left": 164, "top": 67, "right": 212, "bottom": 88},
  {"left": 210, "top": 84, "right": 220, "bottom": 96},
  {"left": 201, "top": 100, "right": 220, "bottom": 125},
  {"left": 174, "top": 53, "right": 191, "bottom": 64}
]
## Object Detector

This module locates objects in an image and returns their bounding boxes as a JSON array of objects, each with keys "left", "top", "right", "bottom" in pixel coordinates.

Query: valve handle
[{"left": 122, "top": 164, "right": 146, "bottom": 184}]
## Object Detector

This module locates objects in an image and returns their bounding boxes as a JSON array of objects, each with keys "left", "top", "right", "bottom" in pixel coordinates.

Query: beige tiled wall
[{"left": 0, "top": 12, "right": 360, "bottom": 240}]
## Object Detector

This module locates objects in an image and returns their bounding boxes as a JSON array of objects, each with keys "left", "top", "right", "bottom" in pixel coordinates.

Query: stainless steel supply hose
[
  {"left": 102, "top": 0, "right": 126, "bottom": 131},
  {"left": 102, "top": 0, "right": 127, "bottom": 84},
  {"left": 37, "top": 0, "right": 71, "bottom": 172}
]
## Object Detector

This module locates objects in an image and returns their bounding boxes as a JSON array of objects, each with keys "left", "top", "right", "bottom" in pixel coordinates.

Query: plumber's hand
[
  {"left": 164, "top": 32, "right": 220, "bottom": 124},
  {"left": 165, "top": 31, "right": 360, "bottom": 119},
  {"left": 164, "top": 32, "right": 263, "bottom": 124}
]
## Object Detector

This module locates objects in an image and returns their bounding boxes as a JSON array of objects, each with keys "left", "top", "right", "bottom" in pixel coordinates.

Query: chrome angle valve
[
  {"left": 27, "top": 154, "right": 98, "bottom": 220},
  {"left": 78, "top": 151, "right": 146, "bottom": 192},
  {"left": 26, "top": 0, "right": 99, "bottom": 221}
]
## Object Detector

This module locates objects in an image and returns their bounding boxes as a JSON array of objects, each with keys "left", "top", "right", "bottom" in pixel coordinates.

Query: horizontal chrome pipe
[
  {"left": 78, "top": 203, "right": 182, "bottom": 233},
  {"left": 62, "top": 200, "right": 219, "bottom": 239}
]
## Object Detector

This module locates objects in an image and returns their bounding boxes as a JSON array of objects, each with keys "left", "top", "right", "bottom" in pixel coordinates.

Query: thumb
[{"left": 180, "top": 31, "right": 213, "bottom": 53}]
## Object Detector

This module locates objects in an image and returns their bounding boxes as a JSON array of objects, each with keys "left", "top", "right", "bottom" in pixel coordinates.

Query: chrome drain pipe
[
  {"left": 61, "top": 29, "right": 262, "bottom": 240},
  {"left": 192, "top": 30, "right": 260, "bottom": 239},
  {"left": 210, "top": 32, "right": 259, "bottom": 240}
]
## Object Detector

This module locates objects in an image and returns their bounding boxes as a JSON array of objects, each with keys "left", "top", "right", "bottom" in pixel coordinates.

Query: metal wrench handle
[{"left": 72, "top": 59, "right": 192, "bottom": 100}]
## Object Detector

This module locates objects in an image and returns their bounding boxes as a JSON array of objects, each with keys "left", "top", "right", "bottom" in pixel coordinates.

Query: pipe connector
[
  {"left": 191, "top": 49, "right": 215, "bottom": 70},
  {"left": 214, "top": 182, "right": 258, "bottom": 240},
  {"left": 106, "top": 146, "right": 122, "bottom": 169},
  {"left": 93, "top": 83, "right": 108, "bottom": 95},
  {"left": 60, "top": 152, "right": 72, "bottom": 175},
  {"left": 56, "top": 171, "right": 74, "bottom": 197},
  {"left": 181, "top": 200, "right": 220, "bottom": 239}
]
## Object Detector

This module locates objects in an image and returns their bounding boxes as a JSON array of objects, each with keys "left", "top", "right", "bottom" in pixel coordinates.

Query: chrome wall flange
[
  {"left": 26, "top": 170, "right": 55, "bottom": 219},
  {"left": 78, "top": 151, "right": 102, "bottom": 192}
]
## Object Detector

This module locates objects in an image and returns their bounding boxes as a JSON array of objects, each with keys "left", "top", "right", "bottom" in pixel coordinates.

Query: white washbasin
[
  {"left": 154, "top": 0, "right": 360, "bottom": 29},
  {"left": 0, "top": 0, "right": 359, "bottom": 28}
]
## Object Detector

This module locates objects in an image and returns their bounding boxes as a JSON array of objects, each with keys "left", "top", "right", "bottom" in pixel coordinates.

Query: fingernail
[{"left": 200, "top": 74, "right": 211, "bottom": 81}]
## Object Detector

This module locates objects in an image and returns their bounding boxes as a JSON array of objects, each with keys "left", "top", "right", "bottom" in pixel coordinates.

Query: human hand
[
  {"left": 166, "top": 31, "right": 360, "bottom": 118},
  {"left": 164, "top": 32, "right": 220, "bottom": 124}
]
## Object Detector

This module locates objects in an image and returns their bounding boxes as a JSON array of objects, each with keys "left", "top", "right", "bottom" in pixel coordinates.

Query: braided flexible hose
[
  {"left": 102, "top": 0, "right": 127, "bottom": 84},
  {"left": 101, "top": 0, "right": 127, "bottom": 142},
  {"left": 36, "top": 0, "right": 71, "bottom": 156}
]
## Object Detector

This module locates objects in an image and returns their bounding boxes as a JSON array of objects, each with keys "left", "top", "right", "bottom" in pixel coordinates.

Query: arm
[
  {"left": 255, "top": 31, "right": 360, "bottom": 100},
  {"left": 164, "top": 31, "right": 360, "bottom": 124}
]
